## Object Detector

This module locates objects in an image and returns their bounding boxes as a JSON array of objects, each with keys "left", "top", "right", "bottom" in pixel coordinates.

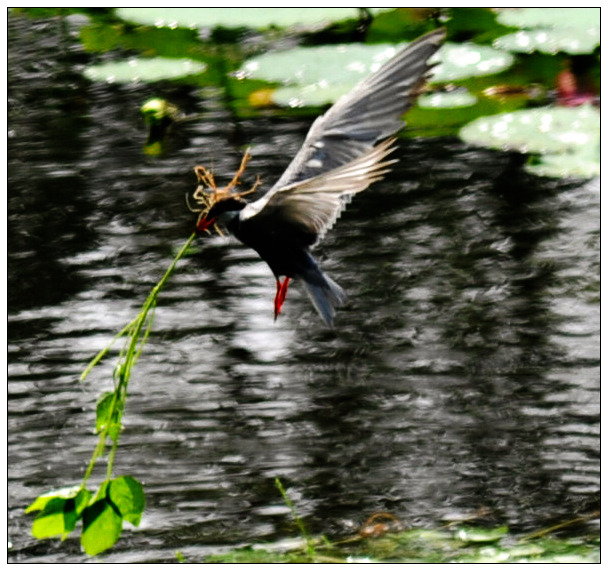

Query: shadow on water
[{"left": 8, "top": 14, "right": 599, "bottom": 563}]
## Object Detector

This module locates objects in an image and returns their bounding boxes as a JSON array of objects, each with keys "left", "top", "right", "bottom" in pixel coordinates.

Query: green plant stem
[
  {"left": 80, "top": 232, "right": 197, "bottom": 488},
  {"left": 275, "top": 478, "right": 316, "bottom": 559},
  {"left": 520, "top": 511, "right": 601, "bottom": 541},
  {"left": 80, "top": 318, "right": 138, "bottom": 382}
]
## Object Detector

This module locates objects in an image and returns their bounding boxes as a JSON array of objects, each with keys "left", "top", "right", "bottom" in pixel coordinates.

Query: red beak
[{"left": 197, "top": 217, "right": 216, "bottom": 233}]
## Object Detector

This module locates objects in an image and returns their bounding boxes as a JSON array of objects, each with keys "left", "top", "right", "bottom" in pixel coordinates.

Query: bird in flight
[{"left": 192, "top": 28, "right": 445, "bottom": 327}]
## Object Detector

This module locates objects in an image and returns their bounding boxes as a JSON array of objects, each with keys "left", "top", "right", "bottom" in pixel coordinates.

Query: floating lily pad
[
  {"left": 431, "top": 43, "right": 514, "bottom": 82},
  {"left": 526, "top": 143, "right": 600, "bottom": 179},
  {"left": 460, "top": 104, "right": 600, "bottom": 178},
  {"left": 116, "top": 7, "right": 381, "bottom": 30},
  {"left": 496, "top": 8, "right": 600, "bottom": 31},
  {"left": 494, "top": 29, "right": 600, "bottom": 55},
  {"left": 460, "top": 104, "right": 599, "bottom": 154},
  {"left": 240, "top": 42, "right": 513, "bottom": 108},
  {"left": 240, "top": 44, "right": 398, "bottom": 88},
  {"left": 271, "top": 84, "right": 353, "bottom": 108},
  {"left": 83, "top": 57, "right": 206, "bottom": 84},
  {"left": 494, "top": 8, "right": 600, "bottom": 54},
  {"left": 418, "top": 89, "right": 477, "bottom": 109}
]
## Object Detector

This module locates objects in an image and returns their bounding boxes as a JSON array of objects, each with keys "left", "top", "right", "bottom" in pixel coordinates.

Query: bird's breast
[{"left": 230, "top": 215, "right": 317, "bottom": 279}]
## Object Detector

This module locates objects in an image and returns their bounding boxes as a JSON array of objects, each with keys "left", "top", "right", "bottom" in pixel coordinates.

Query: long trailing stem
[
  {"left": 80, "top": 232, "right": 198, "bottom": 487},
  {"left": 275, "top": 478, "right": 316, "bottom": 559}
]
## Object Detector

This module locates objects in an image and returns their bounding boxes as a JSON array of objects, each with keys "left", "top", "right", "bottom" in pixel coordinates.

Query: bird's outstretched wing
[
  {"left": 239, "top": 28, "right": 445, "bottom": 246},
  {"left": 271, "top": 28, "right": 446, "bottom": 189},
  {"left": 240, "top": 136, "right": 397, "bottom": 245}
]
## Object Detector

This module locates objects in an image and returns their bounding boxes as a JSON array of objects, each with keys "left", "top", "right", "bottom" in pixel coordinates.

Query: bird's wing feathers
[
  {"left": 239, "top": 28, "right": 445, "bottom": 246},
  {"left": 271, "top": 28, "right": 446, "bottom": 188},
  {"left": 240, "top": 137, "right": 397, "bottom": 244}
]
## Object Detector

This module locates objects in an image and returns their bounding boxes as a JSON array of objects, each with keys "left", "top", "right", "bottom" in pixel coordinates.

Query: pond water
[{"left": 8, "top": 14, "right": 600, "bottom": 563}]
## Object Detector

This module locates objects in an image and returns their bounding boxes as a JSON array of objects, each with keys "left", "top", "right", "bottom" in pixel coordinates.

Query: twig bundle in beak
[{"left": 187, "top": 149, "right": 261, "bottom": 235}]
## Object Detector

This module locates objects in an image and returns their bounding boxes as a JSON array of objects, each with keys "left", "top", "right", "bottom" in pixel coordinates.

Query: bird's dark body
[
  {"left": 216, "top": 203, "right": 345, "bottom": 324},
  {"left": 235, "top": 224, "right": 319, "bottom": 281},
  {"left": 228, "top": 209, "right": 334, "bottom": 296},
  {"left": 228, "top": 210, "right": 316, "bottom": 278}
]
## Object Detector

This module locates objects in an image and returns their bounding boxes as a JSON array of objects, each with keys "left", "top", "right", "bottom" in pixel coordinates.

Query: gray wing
[
  {"left": 240, "top": 137, "right": 397, "bottom": 245},
  {"left": 271, "top": 28, "right": 446, "bottom": 189}
]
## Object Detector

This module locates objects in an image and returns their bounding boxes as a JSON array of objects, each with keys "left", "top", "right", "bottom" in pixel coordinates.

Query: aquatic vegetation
[
  {"left": 238, "top": 42, "right": 514, "bottom": 108},
  {"left": 25, "top": 233, "right": 197, "bottom": 555},
  {"left": 203, "top": 490, "right": 599, "bottom": 564},
  {"left": 418, "top": 89, "right": 477, "bottom": 109},
  {"left": 494, "top": 8, "right": 600, "bottom": 55},
  {"left": 115, "top": 7, "right": 386, "bottom": 31},
  {"left": 460, "top": 104, "right": 600, "bottom": 178},
  {"left": 83, "top": 57, "right": 206, "bottom": 84},
  {"left": 77, "top": 7, "right": 601, "bottom": 177}
]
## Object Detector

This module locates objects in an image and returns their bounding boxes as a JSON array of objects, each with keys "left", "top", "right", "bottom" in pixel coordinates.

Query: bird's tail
[{"left": 302, "top": 270, "right": 347, "bottom": 328}]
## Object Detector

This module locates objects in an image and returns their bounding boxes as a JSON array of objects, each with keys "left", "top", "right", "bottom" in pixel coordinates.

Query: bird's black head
[{"left": 197, "top": 196, "right": 247, "bottom": 232}]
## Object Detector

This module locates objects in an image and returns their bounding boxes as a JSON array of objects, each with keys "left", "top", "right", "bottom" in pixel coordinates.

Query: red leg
[{"left": 274, "top": 277, "right": 291, "bottom": 320}]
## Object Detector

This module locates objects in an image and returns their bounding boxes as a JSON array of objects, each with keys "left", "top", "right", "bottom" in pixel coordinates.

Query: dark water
[{"left": 8, "top": 15, "right": 600, "bottom": 563}]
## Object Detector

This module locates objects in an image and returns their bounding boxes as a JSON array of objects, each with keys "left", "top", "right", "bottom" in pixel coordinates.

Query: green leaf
[
  {"left": 27, "top": 487, "right": 92, "bottom": 540},
  {"left": 115, "top": 7, "right": 377, "bottom": 30},
  {"left": 90, "top": 480, "right": 111, "bottom": 504},
  {"left": 95, "top": 391, "right": 123, "bottom": 441},
  {"left": 525, "top": 145, "right": 600, "bottom": 179},
  {"left": 25, "top": 485, "right": 81, "bottom": 514},
  {"left": 239, "top": 42, "right": 513, "bottom": 109},
  {"left": 73, "top": 488, "right": 93, "bottom": 516},
  {"left": 83, "top": 57, "right": 206, "bottom": 84},
  {"left": 455, "top": 526, "right": 509, "bottom": 543},
  {"left": 494, "top": 8, "right": 600, "bottom": 55},
  {"left": 431, "top": 42, "right": 514, "bottom": 82},
  {"left": 81, "top": 499, "right": 123, "bottom": 556},
  {"left": 496, "top": 8, "right": 600, "bottom": 33},
  {"left": 418, "top": 89, "right": 477, "bottom": 109},
  {"left": 494, "top": 29, "right": 600, "bottom": 55},
  {"left": 31, "top": 498, "right": 68, "bottom": 538},
  {"left": 30, "top": 498, "right": 77, "bottom": 539},
  {"left": 108, "top": 476, "right": 146, "bottom": 526},
  {"left": 459, "top": 105, "right": 600, "bottom": 177},
  {"left": 95, "top": 392, "right": 114, "bottom": 433}
]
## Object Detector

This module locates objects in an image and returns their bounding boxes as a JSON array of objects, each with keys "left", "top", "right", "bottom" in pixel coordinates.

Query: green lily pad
[
  {"left": 460, "top": 104, "right": 599, "bottom": 154},
  {"left": 460, "top": 104, "right": 600, "bottom": 178},
  {"left": 494, "top": 8, "right": 600, "bottom": 54},
  {"left": 496, "top": 8, "right": 600, "bottom": 31},
  {"left": 526, "top": 145, "right": 600, "bottom": 179},
  {"left": 240, "top": 44, "right": 396, "bottom": 88},
  {"left": 240, "top": 42, "right": 513, "bottom": 108},
  {"left": 418, "top": 89, "right": 477, "bottom": 109},
  {"left": 83, "top": 57, "right": 206, "bottom": 84},
  {"left": 494, "top": 29, "right": 600, "bottom": 55},
  {"left": 431, "top": 43, "right": 514, "bottom": 82},
  {"left": 116, "top": 7, "right": 382, "bottom": 30},
  {"left": 271, "top": 84, "right": 353, "bottom": 108}
]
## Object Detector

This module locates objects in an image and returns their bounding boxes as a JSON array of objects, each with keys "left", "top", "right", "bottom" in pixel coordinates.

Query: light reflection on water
[{"left": 8, "top": 14, "right": 599, "bottom": 563}]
